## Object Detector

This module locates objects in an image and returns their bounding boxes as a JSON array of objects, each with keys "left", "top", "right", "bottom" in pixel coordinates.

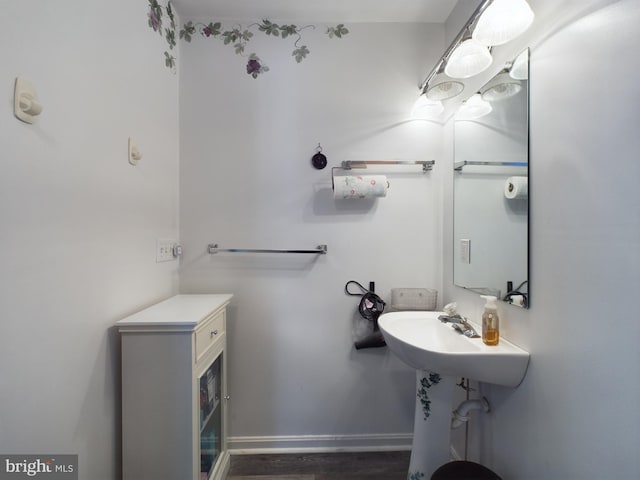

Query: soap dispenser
[{"left": 480, "top": 295, "right": 499, "bottom": 346}]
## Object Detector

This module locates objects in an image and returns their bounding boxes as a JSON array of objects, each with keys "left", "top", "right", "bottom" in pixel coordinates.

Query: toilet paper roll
[
  {"left": 333, "top": 175, "right": 389, "bottom": 199},
  {"left": 504, "top": 176, "right": 528, "bottom": 199}
]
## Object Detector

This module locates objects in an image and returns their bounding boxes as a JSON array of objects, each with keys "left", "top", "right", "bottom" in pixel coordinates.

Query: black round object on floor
[{"left": 431, "top": 461, "right": 502, "bottom": 480}]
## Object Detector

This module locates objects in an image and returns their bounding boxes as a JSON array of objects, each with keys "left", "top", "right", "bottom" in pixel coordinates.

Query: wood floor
[{"left": 226, "top": 451, "right": 411, "bottom": 480}]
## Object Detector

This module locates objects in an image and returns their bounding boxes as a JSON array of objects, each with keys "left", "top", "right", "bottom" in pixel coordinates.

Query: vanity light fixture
[
  {"left": 419, "top": 0, "right": 534, "bottom": 100},
  {"left": 456, "top": 94, "right": 492, "bottom": 120},
  {"left": 425, "top": 73, "right": 464, "bottom": 101},
  {"left": 444, "top": 38, "right": 493, "bottom": 79},
  {"left": 480, "top": 72, "right": 521, "bottom": 101},
  {"left": 472, "top": 0, "right": 535, "bottom": 47}
]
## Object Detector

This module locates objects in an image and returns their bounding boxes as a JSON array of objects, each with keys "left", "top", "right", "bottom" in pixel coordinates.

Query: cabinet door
[{"left": 198, "top": 350, "right": 223, "bottom": 480}]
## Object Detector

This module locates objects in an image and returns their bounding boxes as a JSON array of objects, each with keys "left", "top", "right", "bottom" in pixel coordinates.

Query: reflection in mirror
[{"left": 453, "top": 49, "right": 529, "bottom": 308}]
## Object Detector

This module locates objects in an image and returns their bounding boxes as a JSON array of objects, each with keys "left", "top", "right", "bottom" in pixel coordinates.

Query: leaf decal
[
  {"left": 147, "top": 2, "right": 349, "bottom": 76},
  {"left": 293, "top": 45, "right": 310, "bottom": 63},
  {"left": 327, "top": 24, "right": 350, "bottom": 39}
]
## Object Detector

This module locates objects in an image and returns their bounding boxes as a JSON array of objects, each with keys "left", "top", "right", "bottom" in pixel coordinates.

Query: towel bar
[
  {"left": 454, "top": 160, "right": 527, "bottom": 171},
  {"left": 208, "top": 244, "right": 328, "bottom": 255},
  {"left": 342, "top": 160, "right": 435, "bottom": 172}
]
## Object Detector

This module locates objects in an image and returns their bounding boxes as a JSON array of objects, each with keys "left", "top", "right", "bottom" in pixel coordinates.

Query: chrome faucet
[{"left": 438, "top": 314, "right": 480, "bottom": 338}]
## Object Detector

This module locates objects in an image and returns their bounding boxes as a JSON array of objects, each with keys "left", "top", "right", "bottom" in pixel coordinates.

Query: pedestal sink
[{"left": 378, "top": 311, "right": 529, "bottom": 479}]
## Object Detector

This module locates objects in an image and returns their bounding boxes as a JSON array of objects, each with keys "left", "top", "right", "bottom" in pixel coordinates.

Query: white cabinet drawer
[{"left": 195, "top": 310, "right": 225, "bottom": 361}]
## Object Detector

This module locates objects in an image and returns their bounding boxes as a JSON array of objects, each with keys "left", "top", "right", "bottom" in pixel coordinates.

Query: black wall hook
[{"left": 311, "top": 143, "right": 327, "bottom": 170}]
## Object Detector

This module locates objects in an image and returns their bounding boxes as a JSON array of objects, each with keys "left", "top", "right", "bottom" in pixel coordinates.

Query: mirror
[{"left": 453, "top": 49, "right": 529, "bottom": 308}]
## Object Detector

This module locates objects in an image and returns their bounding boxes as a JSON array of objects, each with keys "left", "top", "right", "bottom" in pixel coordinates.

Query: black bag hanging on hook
[{"left": 344, "top": 281, "right": 387, "bottom": 349}]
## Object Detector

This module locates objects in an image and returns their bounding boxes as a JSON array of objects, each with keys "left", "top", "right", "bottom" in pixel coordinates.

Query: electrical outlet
[{"left": 156, "top": 238, "right": 177, "bottom": 262}]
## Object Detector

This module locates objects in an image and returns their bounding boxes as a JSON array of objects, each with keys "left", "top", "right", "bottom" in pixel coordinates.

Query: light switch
[{"left": 460, "top": 239, "right": 471, "bottom": 264}]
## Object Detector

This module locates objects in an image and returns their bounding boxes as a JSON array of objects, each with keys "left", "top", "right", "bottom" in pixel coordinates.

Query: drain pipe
[{"left": 451, "top": 397, "right": 491, "bottom": 429}]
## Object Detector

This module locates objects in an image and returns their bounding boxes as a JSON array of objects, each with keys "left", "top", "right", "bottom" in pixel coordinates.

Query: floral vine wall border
[{"left": 147, "top": 0, "right": 349, "bottom": 78}]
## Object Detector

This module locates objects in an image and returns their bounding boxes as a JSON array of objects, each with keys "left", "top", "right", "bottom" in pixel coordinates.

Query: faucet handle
[{"left": 451, "top": 324, "right": 466, "bottom": 334}]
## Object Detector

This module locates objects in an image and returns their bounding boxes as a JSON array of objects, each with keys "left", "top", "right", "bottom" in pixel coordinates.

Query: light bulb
[
  {"left": 457, "top": 94, "right": 492, "bottom": 120},
  {"left": 472, "top": 0, "right": 535, "bottom": 47},
  {"left": 425, "top": 73, "right": 464, "bottom": 101},
  {"left": 481, "top": 72, "right": 522, "bottom": 101},
  {"left": 411, "top": 95, "right": 444, "bottom": 119},
  {"left": 509, "top": 50, "right": 529, "bottom": 80},
  {"left": 444, "top": 39, "right": 493, "bottom": 79}
]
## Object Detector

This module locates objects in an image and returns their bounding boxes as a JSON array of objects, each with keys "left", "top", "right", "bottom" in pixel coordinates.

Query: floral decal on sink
[
  {"left": 408, "top": 471, "right": 425, "bottom": 480},
  {"left": 417, "top": 372, "right": 442, "bottom": 420}
]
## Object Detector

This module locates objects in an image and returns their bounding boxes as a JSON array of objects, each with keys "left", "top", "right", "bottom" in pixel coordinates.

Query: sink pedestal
[
  {"left": 407, "top": 371, "right": 456, "bottom": 480},
  {"left": 378, "top": 311, "right": 530, "bottom": 478}
]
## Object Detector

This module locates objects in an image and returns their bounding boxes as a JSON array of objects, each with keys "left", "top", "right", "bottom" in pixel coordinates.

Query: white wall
[
  {"left": 443, "top": 0, "right": 640, "bottom": 478},
  {"left": 0, "top": 1, "right": 179, "bottom": 478},
  {"left": 178, "top": 21, "right": 445, "bottom": 448}
]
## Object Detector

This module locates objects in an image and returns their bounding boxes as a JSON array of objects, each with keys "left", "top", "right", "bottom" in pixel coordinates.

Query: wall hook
[
  {"left": 128, "top": 137, "right": 143, "bottom": 166},
  {"left": 311, "top": 142, "right": 327, "bottom": 170},
  {"left": 14, "top": 77, "right": 43, "bottom": 124}
]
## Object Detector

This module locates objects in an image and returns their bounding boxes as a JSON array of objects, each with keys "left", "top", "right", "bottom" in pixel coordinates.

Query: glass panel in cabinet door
[{"left": 199, "top": 352, "right": 222, "bottom": 480}]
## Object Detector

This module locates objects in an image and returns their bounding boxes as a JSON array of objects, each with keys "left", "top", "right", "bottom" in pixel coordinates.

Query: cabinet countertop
[{"left": 116, "top": 294, "right": 233, "bottom": 328}]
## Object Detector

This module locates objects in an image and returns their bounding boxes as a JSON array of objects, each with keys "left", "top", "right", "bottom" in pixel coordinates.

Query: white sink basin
[{"left": 379, "top": 311, "right": 529, "bottom": 387}]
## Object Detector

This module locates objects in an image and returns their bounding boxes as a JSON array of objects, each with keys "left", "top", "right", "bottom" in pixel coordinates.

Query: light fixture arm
[{"left": 419, "top": 0, "right": 493, "bottom": 94}]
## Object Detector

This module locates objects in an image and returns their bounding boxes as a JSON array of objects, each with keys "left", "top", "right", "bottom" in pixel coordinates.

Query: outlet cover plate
[
  {"left": 156, "top": 238, "right": 176, "bottom": 262},
  {"left": 460, "top": 239, "right": 471, "bottom": 264}
]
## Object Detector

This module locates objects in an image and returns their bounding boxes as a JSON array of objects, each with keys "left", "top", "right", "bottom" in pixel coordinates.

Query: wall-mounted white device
[
  {"left": 156, "top": 238, "right": 180, "bottom": 262},
  {"left": 460, "top": 238, "right": 471, "bottom": 264},
  {"left": 14, "top": 77, "right": 44, "bottom": 124},
  {"left": 128, "top": 137, "right": 143, "bottom": 165}
]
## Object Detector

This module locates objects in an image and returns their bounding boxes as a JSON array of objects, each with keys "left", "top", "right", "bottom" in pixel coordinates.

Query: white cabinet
[{"left": 117, "top": 294, "right": 233, "bottom": 480}]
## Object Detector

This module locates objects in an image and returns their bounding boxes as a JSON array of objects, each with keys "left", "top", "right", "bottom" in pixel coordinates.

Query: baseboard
[{"left": 228, "top": 433, "right": 413, "bottom": 455}]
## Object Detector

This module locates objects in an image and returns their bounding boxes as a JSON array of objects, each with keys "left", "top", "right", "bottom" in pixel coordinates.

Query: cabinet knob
[
  {"left": 210, "top": 330, "right": 218, "bottom": 338},
  {"left": 224, "top": 395, "right": 230, "bottom": 401}
]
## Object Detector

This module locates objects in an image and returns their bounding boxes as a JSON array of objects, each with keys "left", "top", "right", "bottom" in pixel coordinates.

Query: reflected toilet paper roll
[
  {"left": 504, "top": 176, "right": 528, "bottom": 199},
  {"left": 333, "top": 175, "right": 389, "bottom": 199}
]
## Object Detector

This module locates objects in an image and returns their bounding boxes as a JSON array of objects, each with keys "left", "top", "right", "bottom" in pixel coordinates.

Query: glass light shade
[
  {"left": 425, "top": 74, "right": 464, "bottom": 101},
  {"left": 472, "top": 0, "right": 535, "bottom": 46},
  {"left": 444, "top": 39, "right": 493, "bottom": 79},
  {"left": 411, "top": 95, "right": 444, "bottom": 119},
  {"left": 481, "top": 72, "right": 522, "bottom": 101},
  {"left": 457, "top": 94, "right": 492, "bottom": 120},
  {"left": 509, "top": 50, "right": 529, "bottom": 80}
]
